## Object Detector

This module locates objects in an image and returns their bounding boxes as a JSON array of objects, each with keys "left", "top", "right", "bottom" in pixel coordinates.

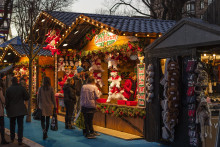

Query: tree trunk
[{"left": 26, "top": 58, "right": 33, "bottom": 122}]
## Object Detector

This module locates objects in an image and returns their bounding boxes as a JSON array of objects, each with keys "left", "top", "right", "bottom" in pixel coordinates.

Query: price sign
[{"left": 137, "top": 64, "right": 146, "bottom": 107}]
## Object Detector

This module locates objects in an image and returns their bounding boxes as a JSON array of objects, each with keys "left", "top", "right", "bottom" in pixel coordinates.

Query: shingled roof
[
  {"left": 46, "top": 11, "right": 176, "bottom": 34},
  {"left": 9, "top": 44, "right": 52, "bottom": 56}
]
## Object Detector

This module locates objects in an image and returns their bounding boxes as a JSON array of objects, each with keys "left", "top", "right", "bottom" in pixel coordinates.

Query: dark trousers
[
  {"left": 0, "top": 116, "right": 5, "bottom": 140},
  {"left": 64, "top": 100, "right": 75, "bottom": 125},
  {"left": 83, "top": 112, "right": 94, "bottom": 136},
  {"left": 41, "top": 116, "right": 50, "bottom": 132},
  {"left": 10, "top": 115, "right": 24, "bottom": 143}
]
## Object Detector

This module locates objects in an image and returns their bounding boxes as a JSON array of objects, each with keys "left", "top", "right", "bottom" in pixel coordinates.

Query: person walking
[
  {"left": 5, "top": 77, "right": 29, "bottom": 145},
  {"left": 63, "top": 78, "right": 76, "bottom": 129},
  {"left": 37, "top": 77, "right": 56, "bottom": 140},
  {"left": 0, "top": 79, "right": 9, "bottom": 145},
  {"left": 80, "top": 76, "right": 100, "bottom": 139}
]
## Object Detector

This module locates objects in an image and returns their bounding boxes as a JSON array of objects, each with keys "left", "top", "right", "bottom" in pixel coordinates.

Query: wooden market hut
[
  {"left": 144, "top": 18, "right": 220, "bottom": 147},
  {"left": 0, "top": 42, "right": 55, "bottom": 91},
  {"left": 32, "top": 10, "right": 176, "bottom": 138}
]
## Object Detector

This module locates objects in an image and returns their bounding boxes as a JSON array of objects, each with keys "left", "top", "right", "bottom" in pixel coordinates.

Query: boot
[
  {"left": 65, "top": 123, "right": 68, "bottom": 129},
  {"left": 43, "top": 130, "right": 48, "bottom": 140}
]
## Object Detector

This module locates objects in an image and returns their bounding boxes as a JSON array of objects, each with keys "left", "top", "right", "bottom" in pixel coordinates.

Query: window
[
  {"left": 186, "top": 3, "right": 195, "bottom": 14},
  {"left": 200, "top": 1, "right": 204, "bottom": 9},
  {"left": 187, "top": 3, "right": 191, "bottom": 11},
  {"left": 191, "top": 3, "right": 195, "bottom": 11},
  {"left": 208, "top": 0, "right": 213, "bottom": 5}
]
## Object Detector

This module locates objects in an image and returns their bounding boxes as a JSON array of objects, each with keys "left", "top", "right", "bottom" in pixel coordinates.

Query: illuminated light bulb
[
  {"left": 135, "top": 34, "right": 138, "bottom": 36},
  {"left": 159, "top": 34, "right": 161, "bottom": 37},
  {"left": 204, "top": 54, "right": 206, "bottom": 56},
  {"left": 213, "top": 54, "right": 216, "bottom": 57},
  {"left": 123, "top": 33, "right": 125, "bottom": 36},
  {"left": 147, "top": 34, "right": 150, "bottom": 37}
]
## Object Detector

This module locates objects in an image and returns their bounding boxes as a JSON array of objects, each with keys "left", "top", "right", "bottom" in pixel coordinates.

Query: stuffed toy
[
  {"left": 108, "top": 71, "right": 121, "bottom": 88},
  {"left": 58, "top": 57, "right": 65, "bottom": 71},
  {"left": 43, "top": 29, "right": 61, "bottom": 55},
  {"left": 95, "top": 57, "right": 104, "bottom": 72},
  {"left": 107, "top": 53, "right": 119, "bottom": 70},
  {"left": 93, "top": 72, "right": 103, "bottom": 87},
  {"left": 107, "top": 87, "right": 126, "bottom": 102}
]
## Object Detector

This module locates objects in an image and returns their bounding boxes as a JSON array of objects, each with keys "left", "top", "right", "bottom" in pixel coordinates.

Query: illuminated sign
[{"left": 94, "top": 31, "right": 118, "bottom": 47}]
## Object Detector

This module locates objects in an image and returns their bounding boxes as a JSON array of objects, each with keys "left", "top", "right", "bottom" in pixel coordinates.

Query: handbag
[
  {"left": 50, "top": 109, "right": 58, "bottom": 131},
  {"left": 32, "top": 108, "right": 42, "bottom": 120}
]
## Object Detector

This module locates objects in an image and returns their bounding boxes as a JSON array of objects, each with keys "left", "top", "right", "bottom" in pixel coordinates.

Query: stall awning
[{"left": 0, "top": 64, "right": 13, "bottom": 73}]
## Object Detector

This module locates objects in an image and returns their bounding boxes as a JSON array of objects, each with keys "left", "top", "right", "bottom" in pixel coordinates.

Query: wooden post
[{"left": 55, "top": 53, "right": 57, "bottom": 93}]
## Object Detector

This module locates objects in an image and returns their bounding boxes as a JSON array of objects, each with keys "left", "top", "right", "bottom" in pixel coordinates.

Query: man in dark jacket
[
  {"left": 5, "top": 77, "right": 29, "bottom": 145},
  {"left": 63, "top": 78, "right": 76, "bottom": 129},
  {"left": 74, "top": 69, "right": 84, "bottom": 114}
]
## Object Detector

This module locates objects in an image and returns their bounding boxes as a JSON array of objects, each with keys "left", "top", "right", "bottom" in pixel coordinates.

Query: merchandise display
[{"left": 161, "top": 58, "right": 180, "bottom": 142}]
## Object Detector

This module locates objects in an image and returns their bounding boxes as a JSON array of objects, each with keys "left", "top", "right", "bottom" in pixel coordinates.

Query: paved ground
[{"left": 0, "top": 134, "right": 29, "bottom": 147}]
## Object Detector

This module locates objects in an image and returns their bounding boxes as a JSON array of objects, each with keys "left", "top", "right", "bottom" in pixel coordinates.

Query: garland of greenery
[
  {"left": 78, "top": 41, "right": 143, "bottom": 57},
  {"left": 79, "top": 27, "right": 101, "bottom": 50},
  {"left": 15, "top": 61, "right": 29, "bottom": 68},
  {"left": 96, "top": 104, "right": 146, "bottom": 119}
]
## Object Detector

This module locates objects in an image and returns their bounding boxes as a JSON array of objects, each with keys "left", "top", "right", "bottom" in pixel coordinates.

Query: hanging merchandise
[
  {"left": 186, "top": 59, "right": 199, "bottom": 147},
  {"left": 194, "top": 62, "right": 212, "bottom": 142},
  {"left": 43, "top": 29, "right": 61, "bottom": 55},
  {"left": 161, "top": 58, "right": 180, "bottom": 142},
  {"left": 146, "top": 64, "right": 154, "bottom": 102},
  {"left": 89, "top": 55, "right": 104, "bottom": 88},
  {"left": 58, "top": 57, "right": 65, "bottom": 71},
  {"left": 106, "top": 53, "right": 119, "bottom": 70}
]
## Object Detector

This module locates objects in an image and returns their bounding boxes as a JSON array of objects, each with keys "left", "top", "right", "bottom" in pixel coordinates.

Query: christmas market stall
[
  {"left": 0, "top": 42, "right": 54, "bottom": 107},
  {"left": 33, "top": 11, "right": 176, "bottom": 137},
  {"left": 145, "top": 18, "right": 220, "bottom": 147}
]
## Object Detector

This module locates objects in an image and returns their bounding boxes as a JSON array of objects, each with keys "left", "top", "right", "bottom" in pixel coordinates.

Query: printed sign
[
  {"left": 94, "top": 31, "right": 118, "bottom": 47},
  {"left": 137, "top": 64, "right": 146, "bottom": 107}
]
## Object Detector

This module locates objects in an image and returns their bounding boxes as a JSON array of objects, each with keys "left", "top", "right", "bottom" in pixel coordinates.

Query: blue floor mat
[{"left": 4, "top": 116, "right": 169, "bottom": 147}]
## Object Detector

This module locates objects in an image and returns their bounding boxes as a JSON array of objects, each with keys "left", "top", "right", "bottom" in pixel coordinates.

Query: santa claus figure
[
  {"left": 43, "top": 29, "right": 61, "bottom": 55},
  {"left": 123, "top": 72, "right": 137, "bottom": 101}
]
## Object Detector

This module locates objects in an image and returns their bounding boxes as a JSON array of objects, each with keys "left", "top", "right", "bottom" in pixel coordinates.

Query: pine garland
[{"left": 96, "top": 104, "right": 146, "bottom": 119}]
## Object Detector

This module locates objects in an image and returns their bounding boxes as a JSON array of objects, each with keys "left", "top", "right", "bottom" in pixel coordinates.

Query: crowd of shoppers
[{"left": 0, "top": 70, "right": 100, "bottom": 145}]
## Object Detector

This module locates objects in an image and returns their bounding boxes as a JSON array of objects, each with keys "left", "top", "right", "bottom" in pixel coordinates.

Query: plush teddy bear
[
  {"left": 58, "top": 57, "right": 65, "bottom": 71},
  {"left": 107, "top": 53, "right": 119, "bottom": 70},
  {"left": 108, "top": 71, "right": 121, "bottom": 88},
  {"left": 107, "top": 87, "right": 126, "bottom": 102}
]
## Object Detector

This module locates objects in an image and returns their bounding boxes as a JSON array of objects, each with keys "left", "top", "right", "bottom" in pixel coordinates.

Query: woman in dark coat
[
  {"left": 37, "top": 77, "right": 56, "bottom": 140},
  {"left": 63, "top": 77, "right": 76, "bottom": 129},
  {"left": 5, "top": 77, "right": 29, "bottom": 145}
]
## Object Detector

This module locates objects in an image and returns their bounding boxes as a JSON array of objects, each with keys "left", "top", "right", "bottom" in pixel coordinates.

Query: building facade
[{"left": 151, "top": 0, "right": 214, "bottom": 20}]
